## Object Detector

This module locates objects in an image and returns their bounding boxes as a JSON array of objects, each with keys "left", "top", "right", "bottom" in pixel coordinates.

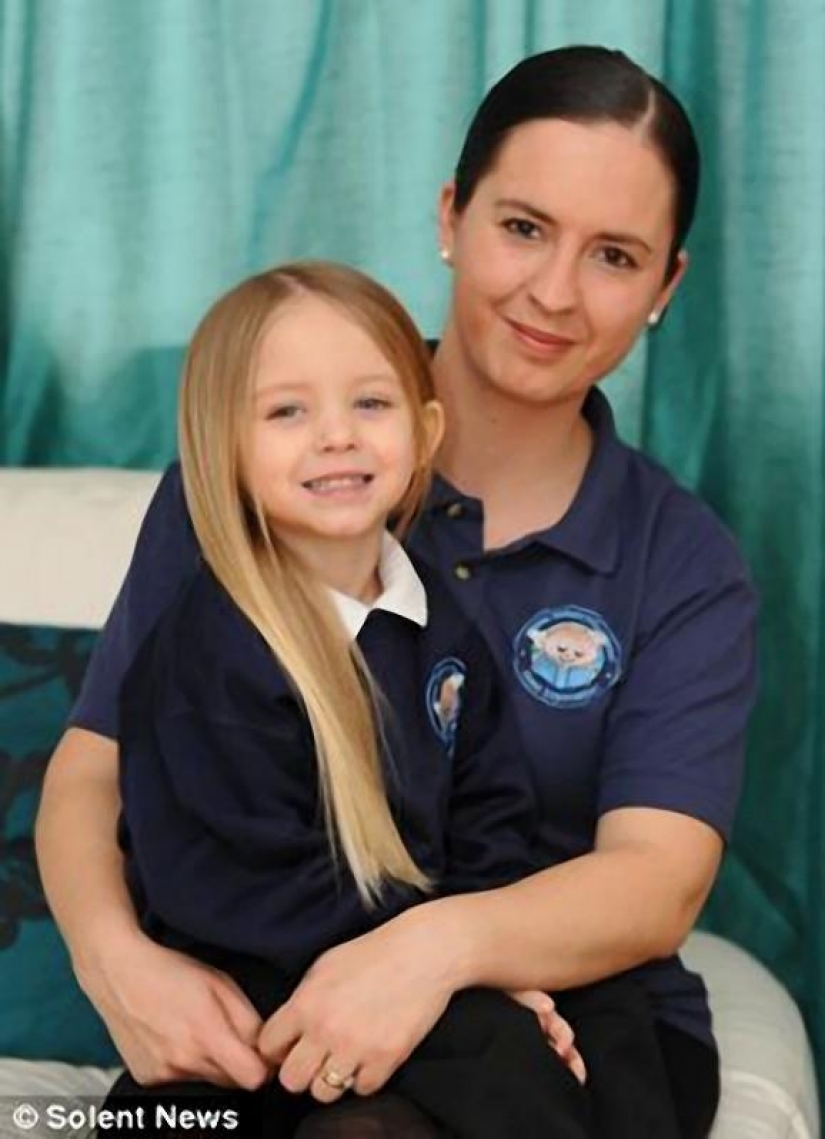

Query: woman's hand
[
  {"left": 75, "top": 927, "right": 270, "bottom": 1089},
  {"left": 259, "top": 907, "right": 458, "bottom": 1101},
  {"left": 508, "top": 990, "right": 587, "bottom": 1084}
]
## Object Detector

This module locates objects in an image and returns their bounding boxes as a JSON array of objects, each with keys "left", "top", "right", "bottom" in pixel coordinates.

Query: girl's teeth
[{"left": 305, "top": 475, "right": 369, "bottom": 491}]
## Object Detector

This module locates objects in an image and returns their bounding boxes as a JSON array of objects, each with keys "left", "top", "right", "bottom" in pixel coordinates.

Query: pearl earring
[
  {"left": 439, "top": 247, "right": 452, "bottom": 264},
  {"left": 647, "top": 311, "right": 660, "bottom": 327}
]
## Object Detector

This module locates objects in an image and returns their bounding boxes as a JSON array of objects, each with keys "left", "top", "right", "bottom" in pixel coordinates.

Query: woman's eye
[
  {"left": 502, "top": 217, "right": 541, "bottom": 240},
  {"left": 596, "top": 246, "right": 638, "bottom": 270}
]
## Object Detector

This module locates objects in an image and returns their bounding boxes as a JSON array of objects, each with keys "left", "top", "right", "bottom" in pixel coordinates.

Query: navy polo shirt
[
  {"left": 118, "top": 557, "right": 535, "bottom": 981},
  {"left": 72, "top": 387, "right": 757, "bottom": 1046}
]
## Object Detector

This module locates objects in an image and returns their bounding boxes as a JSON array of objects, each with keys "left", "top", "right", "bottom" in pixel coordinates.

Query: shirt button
[
  {"left": 453, "top": 563, "right": 472, "bottom": 581},
  {"left": 446, "top": 502, "right": 463, "bottom": 519}
]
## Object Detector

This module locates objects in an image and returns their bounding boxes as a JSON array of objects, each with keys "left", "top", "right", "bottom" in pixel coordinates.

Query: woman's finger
[
  {"left": 259, "top": 1001, "right": 302, "bottom": 1066},
  {"left": 309, "top": 1057, "right": 358, "bottom": 1104},
  {"left": 547, "top": 1010, "right": 576, "bottom": 1054},
  {"left": 566, "top": 1046, "right": 588, "bottom": 1085},
  {"left": 506, "top": 989, "right": 586, "bottom": 1084},
  {"left": 278, "top": 1036, "right": 329, "bottom": 1095}
]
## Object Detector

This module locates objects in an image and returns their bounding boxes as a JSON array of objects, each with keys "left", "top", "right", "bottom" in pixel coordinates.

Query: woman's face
[{"left": 439, "top": 118, "right": 687, "bottom": 407}]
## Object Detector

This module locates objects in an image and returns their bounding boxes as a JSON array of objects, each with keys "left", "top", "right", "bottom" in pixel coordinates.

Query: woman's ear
[
  {"left": 652, "top": 249, "right": 690, "bottom": 322},
  {"left": 437, "top": 183, "right": 458, "bottom": 264}
]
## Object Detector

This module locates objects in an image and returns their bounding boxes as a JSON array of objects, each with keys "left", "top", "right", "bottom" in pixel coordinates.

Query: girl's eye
[
  {"left": 356, "top": 397, "right": 393, "bottom": 411},
  {"left": 502, "top": 217, "right": 541, "bottom": 241},
  {"left": 266, "top": 404, "right": 303, "bottom": 420},
  {"left": 595, "top": 246, "right": 638, "bottom": 270}
]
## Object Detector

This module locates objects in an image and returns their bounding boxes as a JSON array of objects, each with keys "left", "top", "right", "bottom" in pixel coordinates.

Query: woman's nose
[{"left": 527, "top": 248, "right": 580, "bottom": 314}]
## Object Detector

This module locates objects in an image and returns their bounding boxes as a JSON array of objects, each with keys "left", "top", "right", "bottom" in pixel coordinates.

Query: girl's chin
[{"left": 298, "top": 522, "right": 387, "bottom": 544}]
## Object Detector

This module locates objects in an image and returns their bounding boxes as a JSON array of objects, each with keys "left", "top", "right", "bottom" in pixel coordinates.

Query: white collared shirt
[{"left": 330, "top": 532, "right": 428, "bottom": 640}]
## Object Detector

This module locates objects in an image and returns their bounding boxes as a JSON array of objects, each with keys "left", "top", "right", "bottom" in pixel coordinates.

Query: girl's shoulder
[{"left": 150, "top": 562, "right": 292, "bottom": 707}]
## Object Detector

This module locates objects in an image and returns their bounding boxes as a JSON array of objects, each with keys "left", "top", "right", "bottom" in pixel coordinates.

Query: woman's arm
[
  {"left": 35, "top": 727, "right": 269, "bottom": 1089},
  {"left": 259, "top": 807, "right": 719, "bottom": 1096},
  {"left": 426, "top": 804, "right": 723, "bottom": 990},
  {"left": 36, "top": 467, "right": 268, "bottom": 1087},
  {"left": 260, "top": 530, "right": 755, "bottom": 1094}
]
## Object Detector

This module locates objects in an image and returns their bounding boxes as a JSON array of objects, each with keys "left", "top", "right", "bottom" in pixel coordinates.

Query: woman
[{"left": 36, "top": 46, "right": 756, "bottom": 1139}]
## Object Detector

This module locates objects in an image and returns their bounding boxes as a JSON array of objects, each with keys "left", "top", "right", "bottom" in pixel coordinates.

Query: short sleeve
[
  {"left": 599, "top": 522, "right": 758, "bottom": 840},
  {"left": 70, "top": 463, "right": 199, "bottom": 738}
]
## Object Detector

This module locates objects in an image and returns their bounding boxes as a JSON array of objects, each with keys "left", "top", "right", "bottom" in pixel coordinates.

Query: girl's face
[
  {"left": 439, "top": 118, "right": 687, "bottom": 407},
  {"left": 245, "top": 295, "right": 440, "bottom": 552}
]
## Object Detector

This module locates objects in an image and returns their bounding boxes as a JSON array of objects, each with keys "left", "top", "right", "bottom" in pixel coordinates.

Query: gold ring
[{"left": 321, "top": 1068, "right": 354, "bottom": 1090}]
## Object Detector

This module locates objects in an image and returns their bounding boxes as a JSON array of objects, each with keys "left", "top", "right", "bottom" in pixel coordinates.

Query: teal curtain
[
  {"left": 2, "top": 0, "right": 823, "bottom": 1094},
  {"left": 649, "top": 0, "right": 825, "bottom": 1093}
]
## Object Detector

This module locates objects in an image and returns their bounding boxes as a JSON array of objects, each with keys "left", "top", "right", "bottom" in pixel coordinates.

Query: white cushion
[
  {"left": 0, "top": 468, "right": 161, "bottom": 629},
  {"left": 0, "top": 1060, "right": 121, "bottom": 1138},
  {"left": 684, "top": 931, "right": 820, "bottom": 1137}
]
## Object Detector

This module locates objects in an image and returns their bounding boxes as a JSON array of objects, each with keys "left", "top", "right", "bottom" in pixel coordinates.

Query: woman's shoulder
[
  {"left": 621, "top": 444, "right": 752, "bottom": 589},
  {"left": 609, "top": 449, "right": 758, "bottom": 686}
]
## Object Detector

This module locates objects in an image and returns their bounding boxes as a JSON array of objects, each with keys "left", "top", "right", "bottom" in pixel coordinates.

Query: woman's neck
[{"left": 433, "top": 337, "right": 594, "bottom": 548}]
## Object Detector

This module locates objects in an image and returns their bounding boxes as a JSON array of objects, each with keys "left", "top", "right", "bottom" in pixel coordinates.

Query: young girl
[{"left": 106, "top": 261, "right": 601, "bottom": 1138}]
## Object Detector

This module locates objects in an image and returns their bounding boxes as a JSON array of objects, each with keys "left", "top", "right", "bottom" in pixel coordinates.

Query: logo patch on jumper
[
  {"left": 426, "top": 657, "right": 467, "bottom": 758},
  {"left": 513, "top": 606, "right": 621, "bottom": 708}
]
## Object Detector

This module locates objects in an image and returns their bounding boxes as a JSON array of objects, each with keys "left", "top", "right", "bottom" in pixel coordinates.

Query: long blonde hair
[{"left": 178, "top": 262, "right": 436, "bottom": 905}]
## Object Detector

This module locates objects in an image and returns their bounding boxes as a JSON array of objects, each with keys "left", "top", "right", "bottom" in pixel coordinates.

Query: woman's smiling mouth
[{"left": 505, "top": 318, "right": 578, "bottom": 355}]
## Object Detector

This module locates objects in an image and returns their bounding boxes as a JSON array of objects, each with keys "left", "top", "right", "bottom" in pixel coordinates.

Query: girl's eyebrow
[
  {"left": 494, "top": 197, "right": 654, "bottom": 254},
  {"left": 254, "top": 380, "right": 309, "bottom": 400},
  {"left": 254, "top": 373, "right": 400, "bottom": 400},
  {"left": 351, "top": 372, "right": 402, "bottom": 386}
]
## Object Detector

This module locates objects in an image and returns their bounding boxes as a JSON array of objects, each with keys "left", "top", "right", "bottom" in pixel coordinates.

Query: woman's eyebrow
[{"left": 494, "top": 197, "right": 654, "bottom": 254}]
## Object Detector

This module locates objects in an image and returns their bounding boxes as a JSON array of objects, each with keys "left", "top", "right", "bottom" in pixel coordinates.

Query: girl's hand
[
  {"left": 508, "top": 989, "right": 587, "bottom": 1085},
  {"left": 259, "top": 909, "right": 457, "bottom": 1101},
  {"left": 76, "top": 927, "right": 270, "bottom": 1089}
]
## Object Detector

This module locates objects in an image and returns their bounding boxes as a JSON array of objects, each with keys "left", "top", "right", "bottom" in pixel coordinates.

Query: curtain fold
[
  {"left": 646, "top": 2, "right": 825, "bottom": 1069},
  {"left": 2, "top": 0, "right": 822, "bottom": 1096}
]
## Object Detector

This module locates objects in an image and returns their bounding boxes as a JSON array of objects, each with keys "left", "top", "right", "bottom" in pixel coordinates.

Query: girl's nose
[{"left": 316, "top": 410, "right": 358, "bottom": 451}]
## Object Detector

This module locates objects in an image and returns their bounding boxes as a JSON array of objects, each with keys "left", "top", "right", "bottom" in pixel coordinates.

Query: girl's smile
[
  {"left": 301, "top": 471, "right": 375, "bottom": 497},
  {"left": 245, "top": 294, "right": 440, "bottom": 576}
]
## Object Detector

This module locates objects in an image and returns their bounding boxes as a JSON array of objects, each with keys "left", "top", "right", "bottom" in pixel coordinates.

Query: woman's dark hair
[{"left": 453, "top": 46, "right": 700, "bottom": 280}]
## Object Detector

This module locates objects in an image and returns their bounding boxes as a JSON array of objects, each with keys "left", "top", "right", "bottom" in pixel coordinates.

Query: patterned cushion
[{"left": 0, "top": 623, "right": 117, "bottom": 1065}]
